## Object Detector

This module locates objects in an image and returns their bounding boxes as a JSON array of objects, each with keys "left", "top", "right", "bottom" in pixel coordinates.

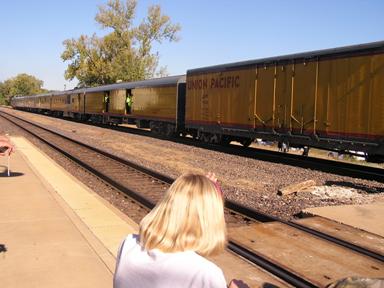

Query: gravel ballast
[{"left": 1, "top": 108, "right": 383, "bottom": 221}]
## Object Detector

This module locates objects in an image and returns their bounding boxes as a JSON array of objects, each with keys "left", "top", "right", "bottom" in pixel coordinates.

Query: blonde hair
[{"left": 139, "top": 173, "right": 227, "bottom": 256}]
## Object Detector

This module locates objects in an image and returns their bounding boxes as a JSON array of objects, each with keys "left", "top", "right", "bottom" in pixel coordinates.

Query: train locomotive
[{"left": 11, "top": 41, "right": 384, "bottom": 162}]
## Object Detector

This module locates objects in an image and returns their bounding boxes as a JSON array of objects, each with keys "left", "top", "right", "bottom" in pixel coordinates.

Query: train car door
[
  {"left": 104, "top": 92, "right": 110, "bottom": 113},
  {"left": 290, "top": 60, "right": 317, "bottom": 135},
  {"left": 126, "top": 89, "right": 132, "bottom": 114},
  {"left": 254, "top": 65, "right": 275, "bottom": 132},
  {"left": 77, "top": 93, "right": 81, "bottom": 112},
  {"left": 176, "top": 82, "right": 186, "bottom": 131},
  {"left": 66, "top": 94, "right": 71, "bottom": 115},
  {"left": 274, "top": 64, "right": 292, "bottom": 133},
  {"left": 49, "top": 95, "right": 52, "bottom": 111}
]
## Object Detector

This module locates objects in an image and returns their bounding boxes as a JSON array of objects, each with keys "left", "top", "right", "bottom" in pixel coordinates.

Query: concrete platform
[
  {"left": 303, "top": 202, "right": 384, "bottom": 237},
  {"left": 0, "top": 137, "right": 138, "bottom": 288}
]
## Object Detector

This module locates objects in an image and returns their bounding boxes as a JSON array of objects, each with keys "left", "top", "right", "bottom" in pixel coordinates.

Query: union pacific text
[{"left": 188, "top": 75, "right": 240, "bottom": 90}]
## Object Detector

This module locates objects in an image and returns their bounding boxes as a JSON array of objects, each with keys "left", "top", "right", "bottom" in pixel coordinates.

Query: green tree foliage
[
  {"left": 0, "top": 83, "right": 6, "bottom": 105},
  {"left": 61, "top": 0, "right": 180, "bottom": 87},
  {"left": 0, "top": 74, "right": 47, "bottom": 104}
]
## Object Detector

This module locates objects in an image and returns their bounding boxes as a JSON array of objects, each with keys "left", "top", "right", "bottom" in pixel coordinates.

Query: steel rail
[
  {"left": 226, "top": 199, "right": 384, "bottom": 263},
  {"left": 285, "top": 220, "right": 384, "bottom": 262},
  {"left": 228, "top": 240, "right": 319, "bottom": 288}
]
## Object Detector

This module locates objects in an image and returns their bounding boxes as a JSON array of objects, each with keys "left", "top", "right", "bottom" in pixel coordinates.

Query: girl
[{"left": 114, "top": 173, "right": 244, "bottom": 288}]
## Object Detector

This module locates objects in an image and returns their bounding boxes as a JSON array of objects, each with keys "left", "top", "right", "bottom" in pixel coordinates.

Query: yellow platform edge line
[{"left": 10, "top": 136, "right": 139, "bottom": 267}]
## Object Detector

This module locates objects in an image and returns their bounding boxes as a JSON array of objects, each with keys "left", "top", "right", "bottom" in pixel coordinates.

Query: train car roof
[
  {"left": 187, "top": 40, "right": 384, "bottom": 74},
  {"left": 11, "top": 75, "right": 186, "bottom": 99},
  {"left": 13, "top": 90, "right": 70, "bottom": 98},
  {"left": 83, "top": 75, "right": 186, "bottom": 93}
]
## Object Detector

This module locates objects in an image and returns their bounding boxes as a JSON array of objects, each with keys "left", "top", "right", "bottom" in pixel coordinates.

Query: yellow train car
[
  {"left": 131, "top": 76, "right": 185, "bottom": 134},
  {"left": 186, "top": 41, "right": 384, "bottom": 160},
  {"left": 81, "top": 84, "right": 124, "bottom": 123},
  {"left": 12, "top": 94, "right": 49, "bottom": 112},
  {"left": 11, "top": 94, "right": 41, "bottom": 111},
  {"left": 76, "top": 76, "right": 185, "bottom": 132}
]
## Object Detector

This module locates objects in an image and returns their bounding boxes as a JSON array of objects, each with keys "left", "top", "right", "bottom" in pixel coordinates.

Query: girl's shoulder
[
  {"left": 125, "top": 234, "right": 139, "bottom": 243},
  {"left": 116, "top": 234, "right": 140, "bottom": 259},
  {"left": 122, "top": 234, "right": 140, "bottom": 249}
]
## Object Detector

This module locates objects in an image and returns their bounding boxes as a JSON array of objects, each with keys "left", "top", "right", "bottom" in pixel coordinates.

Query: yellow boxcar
[
  {"left": 186, "top": 41, "right": 384, "bottom": 158},
  {"left": 130, "top": 76, "right": 185, "bottom": 134}
]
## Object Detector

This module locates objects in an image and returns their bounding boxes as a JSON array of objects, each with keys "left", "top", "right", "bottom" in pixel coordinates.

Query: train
[{"left": 11, "top": 41, "right": 384, "bottom": 162}]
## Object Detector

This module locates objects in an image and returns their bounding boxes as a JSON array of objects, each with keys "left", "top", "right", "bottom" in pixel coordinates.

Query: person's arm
[
  {"left": 206, "top": 172, "right": 223, "bottom": 197},
  {"left": 0, "top": 140, "right": 14, "bottom": 156}
]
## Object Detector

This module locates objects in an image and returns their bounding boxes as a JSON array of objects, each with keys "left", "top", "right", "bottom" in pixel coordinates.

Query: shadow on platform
[
  {"left": 0, "top": 165, "right": 24, "bottom": 177},
  {"left": 0, "top": 244, "right": 7, "bottom": 253}
]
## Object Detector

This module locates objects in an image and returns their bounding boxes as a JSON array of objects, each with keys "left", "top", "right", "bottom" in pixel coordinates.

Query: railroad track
[
  {"left": 52, "top": 111, "right": 384, "bottom": 183},
  {"left": 1, "top": 111, "right": 383, "bottom": 288},
  {"left": 160, "top": 136, "right": 384, "bottom": 183},
  {"left": 8, "top": 105, "right": 384, "bottom": 183},
  {"left": 6, "top": 107, "right": 383, "bottom": 182}
]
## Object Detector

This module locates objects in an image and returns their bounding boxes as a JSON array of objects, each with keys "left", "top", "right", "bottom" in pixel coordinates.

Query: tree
[
  {"left": 0, "top": 74, "right": 47, "bottom": 104},
  {"left": 61, "top": 0, "right": 180, "bottom": 87},
  {"left": 0, "top": 82, "right": 5, "bottom": 105}
]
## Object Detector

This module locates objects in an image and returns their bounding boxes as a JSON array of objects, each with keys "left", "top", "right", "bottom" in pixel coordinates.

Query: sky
[{"left": 1, "top": 0, "right": 384, "bottom": 91}]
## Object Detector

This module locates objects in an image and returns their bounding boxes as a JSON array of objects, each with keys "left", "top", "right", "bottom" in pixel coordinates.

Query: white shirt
[{"left": 114, "top": 234, "right": 227, "bottom": 288}]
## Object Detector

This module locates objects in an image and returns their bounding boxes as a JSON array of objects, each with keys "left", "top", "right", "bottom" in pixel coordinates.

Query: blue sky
[{"left": 1, "top": 0, "right": 384, "bottom": 90}]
